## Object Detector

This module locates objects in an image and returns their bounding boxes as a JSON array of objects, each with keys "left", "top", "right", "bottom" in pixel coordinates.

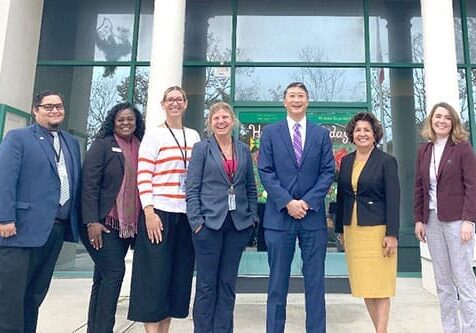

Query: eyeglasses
[
  {"left": 37, "top": 103, "right": 65, "bottom": 112},
  {"left": 164, "top": 97, "right": 186, "bottom": 104}
]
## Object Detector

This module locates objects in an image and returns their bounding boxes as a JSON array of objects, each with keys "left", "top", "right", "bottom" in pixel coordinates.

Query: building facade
[{"left": 0, "top": 0, "right": 475, "bottom": 277}]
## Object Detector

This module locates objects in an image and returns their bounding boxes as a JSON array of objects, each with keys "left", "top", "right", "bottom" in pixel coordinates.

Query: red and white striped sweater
[{"left": 137, "top": 126, "right": 200, "bottom": 213}]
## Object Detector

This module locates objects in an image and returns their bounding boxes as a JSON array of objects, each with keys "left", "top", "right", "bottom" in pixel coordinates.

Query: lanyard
[
  {"left": 432, "top": 144, "right": 438, "bottom": 181},
  {"left": 214, "top": 135, "right": 235, "bottom": 183},
  {"left": 165, "top": 121, "right": 187, "bottom": 169}
]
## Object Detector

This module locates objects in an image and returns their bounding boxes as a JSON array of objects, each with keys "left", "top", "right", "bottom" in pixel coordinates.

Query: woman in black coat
[
  {"left": 81, "top": 102, "right": 145, "bottom": 333},
  {"left": 335, "top": 112, "right": 400, "bottom": 333}
]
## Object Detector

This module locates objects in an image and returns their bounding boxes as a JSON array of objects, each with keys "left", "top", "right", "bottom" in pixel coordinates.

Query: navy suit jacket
[
  {"left": 258, "top": 119, "right": 335, "bottom": 231},
  {"left": 0, "top": 124, "right": 81, "bottom": 247},
  {"left": 186, "top": 137, "right": 259, "bottom": 232}
]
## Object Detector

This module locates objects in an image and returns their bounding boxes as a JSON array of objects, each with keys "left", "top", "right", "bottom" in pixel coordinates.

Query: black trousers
[
  {"left": 128, "top": 211, "right": 195, "bottom": 323},
  {"left": 0, "top": 223, "right": 65, "bottom": 333},
  {"left": 80, "top": 227, "right": 133, "bottom": 333},
  {"left": 192, "top": 215, "right": 253, "bottom": 333}
]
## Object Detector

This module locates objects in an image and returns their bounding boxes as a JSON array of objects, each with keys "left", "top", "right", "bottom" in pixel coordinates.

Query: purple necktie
[{"left": 293, "top": 123, "right": 302, "bottom": 166}]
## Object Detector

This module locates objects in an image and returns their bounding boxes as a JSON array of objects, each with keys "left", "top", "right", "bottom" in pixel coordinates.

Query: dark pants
[
  {"left": 128, "top": 211, "right": 195, "bottom": 322},
  {"left": 265, "top": 223, "right": 327, "bottom": 333},
  {"left": 80, "top": 227, "right": 132, "bottom": 333},
  {"left": 192, "top": 215, "right": 253, "bottom": 333},
  {"left": 0, "top": 223, "right": 65, "bottom": 333}
]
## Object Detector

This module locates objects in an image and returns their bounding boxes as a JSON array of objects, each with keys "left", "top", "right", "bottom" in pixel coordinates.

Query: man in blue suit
[
  {"left": 258, "top": 82, "right": 335, "bottom": 333},
  {"left": 0, "top": 91, "right": 81, "bottom": 333}
]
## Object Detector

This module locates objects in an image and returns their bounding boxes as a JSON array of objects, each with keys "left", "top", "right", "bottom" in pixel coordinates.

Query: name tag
[
  {"left": 112, "top": 147, "right": 122, "bottom": 152},
  {"left": 228, "top": 186, "right": 236, "bottom": 211}
]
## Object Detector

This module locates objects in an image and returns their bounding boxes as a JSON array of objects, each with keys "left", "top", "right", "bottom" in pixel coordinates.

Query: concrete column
[
  {"left": 0, "top": 0, "right": 44, "bottom": 112},
  {"left": 420, "top": 0, "right": 460, "bottom": 294},
  {"left": 146, "top": 0, "right": 186, "bottom": 127}
]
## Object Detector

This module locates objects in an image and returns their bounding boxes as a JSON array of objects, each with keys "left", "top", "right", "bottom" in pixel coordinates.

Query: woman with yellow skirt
[{"left": 335, "top": 112, "right": 400, "bottom": 333}]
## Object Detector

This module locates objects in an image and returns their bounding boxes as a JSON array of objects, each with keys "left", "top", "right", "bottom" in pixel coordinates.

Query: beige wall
[{"left": 0, "top": 0, "right": 44, "bottom": 112}]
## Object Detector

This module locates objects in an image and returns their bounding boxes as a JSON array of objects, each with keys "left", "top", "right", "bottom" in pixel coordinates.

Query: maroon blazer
[{"left": 414, "top": 139, "right": 476, "bottom": 224}]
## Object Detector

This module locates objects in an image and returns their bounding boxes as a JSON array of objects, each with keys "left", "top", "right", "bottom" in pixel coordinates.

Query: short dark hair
[
  {"left": 283, "top": 82, "right": 309, "bottom": 99},
  {"left": 96, "top": 102, "right": 145, "bottom": 140},
  {"left": 346, "top": 112, "right": 383, "bottom": 145},
  {"left": 33, "top": 90, "right": 65, "bottom": 108}
]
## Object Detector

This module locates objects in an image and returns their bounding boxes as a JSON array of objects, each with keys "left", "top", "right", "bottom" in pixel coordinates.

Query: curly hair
[
  {"left": 96, "top": 102, "right": 145, "bottom": 140},
  {"left": 420, "top": 102, "right": 468, "bottom": 143},
  {"left": 346, "top": 112, "right": 383, "bottom": 145}
]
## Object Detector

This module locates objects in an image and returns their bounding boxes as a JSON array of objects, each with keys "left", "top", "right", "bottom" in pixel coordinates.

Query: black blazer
[
  {"left": 81, "top": 136, "right": 125, "bottom": 225},
  {"left": 335, "top": 148, "right": 400, "bottom": 237}
]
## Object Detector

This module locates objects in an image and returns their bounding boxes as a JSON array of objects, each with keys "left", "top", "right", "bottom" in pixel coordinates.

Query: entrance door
[{"left": 235, "top": 106, "right": 366, "bottom": 277}]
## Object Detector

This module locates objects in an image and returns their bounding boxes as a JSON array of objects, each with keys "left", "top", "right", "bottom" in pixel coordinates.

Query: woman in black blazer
[
  {"left": 335, "top": 112, "right": 400, "bottom": 333},
  {"left": 81, "top": 102, "right": 145, "bottom": 333}
]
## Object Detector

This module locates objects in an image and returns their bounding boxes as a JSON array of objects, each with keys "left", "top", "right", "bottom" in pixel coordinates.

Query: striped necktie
[
  {"left": 293, "top": 123, "right": 303, "bottom": 166},
  {"left": 52, "top": 131, "right": 70, "bottom": 206}
]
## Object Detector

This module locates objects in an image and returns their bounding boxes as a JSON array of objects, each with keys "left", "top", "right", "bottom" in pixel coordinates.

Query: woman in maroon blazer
[{"left": 414, "top": 102, "right": 476, "bottom": 333}]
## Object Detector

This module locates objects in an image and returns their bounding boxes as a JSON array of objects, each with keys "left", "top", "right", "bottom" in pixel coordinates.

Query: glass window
[
  {"left": 137, "top": 0, "right": 154, "bottom": 61},
  {"left": 453, "top": 0, "right": 464, "bottom": 64},
  {"left": 34, "top": 66, "right": 130, "bottom": 149},
  {"left": 183, "top": 67, "right": 232, "bottom": 135},
  {"left": 457, "top": 69, "right": 470, "bottom": 130},
  {"left": 39, "top": 0, "right": 135, "bottom": 61},
  {"left": 133, "top": 67, "right": 150, "bottom": 114},
  {"left": 369, "top": 0, "right": 422, "bottom": 63},
  {"left": 235, "top": 67, "right": 366, "bottom": 102},
  {"left": 466, "top": 0, "right": 476, "bottom": 63},
  {"left": 370, "top": 67, "right": 425, "bottom": 244},
  {"left": 236, "top": 0, "right": 365, "bottom": 62},
  {"left": 184, "top": 0, "right": 232, "bottom": 62}
]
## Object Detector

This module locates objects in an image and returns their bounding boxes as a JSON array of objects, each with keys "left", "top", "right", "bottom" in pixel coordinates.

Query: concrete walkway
[{"left": 38, "top": 277, "right": 442, "bottom": 333}]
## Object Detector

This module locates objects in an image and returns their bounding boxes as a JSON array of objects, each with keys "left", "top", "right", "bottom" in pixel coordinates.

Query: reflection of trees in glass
[
  {"left": 206, "top": 32, "right": 259, "bottom": 104},
  {"left": 87, "top": 74, "right": 122, "bottom": 146},
  {"left": 116, "top": 70, "right": 149, "bottom": 114},
  {"left": 96, "top": 17, "right": 132, "bottom": 60},
  {"left": 293, "top": 47, "right": 346, "bottom": 102},
  {"left": 95, "top": 17, "right": 132, "bottom": 77}
]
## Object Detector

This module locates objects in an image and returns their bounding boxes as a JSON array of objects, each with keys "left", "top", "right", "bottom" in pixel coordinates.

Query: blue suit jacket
[
  {"left": 186, "top": 137, "right": 259, "bottom": 232},
  {"left": 258, "top": 119, "right": 335, "bottom": 231},
  {"left": 0, "top": 124, "right": 81, "bottom": 247}
]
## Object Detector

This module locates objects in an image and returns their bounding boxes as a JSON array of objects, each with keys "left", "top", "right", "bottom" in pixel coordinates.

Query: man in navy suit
[
  {"left": 0, "top": 91, "right": 81, "bottom": 333},
  {"left": 258, "top": 82, "right": 335, "bottom": 333}
]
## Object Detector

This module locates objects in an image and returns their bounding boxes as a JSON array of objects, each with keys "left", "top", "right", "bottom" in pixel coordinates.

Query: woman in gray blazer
[{"left": 186, "top": 102, "right": 259, "bottom": 333}]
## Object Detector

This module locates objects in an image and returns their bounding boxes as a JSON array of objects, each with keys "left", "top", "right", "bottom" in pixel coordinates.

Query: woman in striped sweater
[{"left": 128, "top": 86, "right": 200, "bottom": 333}]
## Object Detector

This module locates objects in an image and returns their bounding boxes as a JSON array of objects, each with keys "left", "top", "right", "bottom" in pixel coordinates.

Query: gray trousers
[{"left": 426, "top": 210, "right": 476, "bottom": 333}]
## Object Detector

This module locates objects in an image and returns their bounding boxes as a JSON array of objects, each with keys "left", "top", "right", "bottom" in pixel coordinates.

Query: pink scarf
[{"left": 106, "top": 134, "right": 141, "bottom": 238}]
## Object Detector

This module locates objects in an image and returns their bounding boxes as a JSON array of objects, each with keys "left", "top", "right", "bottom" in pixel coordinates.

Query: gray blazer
[{"left": 186, "top": 137, "right": 259, "bottom": 232}]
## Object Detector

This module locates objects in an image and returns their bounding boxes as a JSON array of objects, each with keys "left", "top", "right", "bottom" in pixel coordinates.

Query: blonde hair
[
  {"left": 420, "top": 102, "right": 468, "bottom": 143},
  {"left": 206, "top": 102, "right": 236, "bottom": 135},
  {"left": 162, "top": 86, "right": 187, "bottom": 101}
]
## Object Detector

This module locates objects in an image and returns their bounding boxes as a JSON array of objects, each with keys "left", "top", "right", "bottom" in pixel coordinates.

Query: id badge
[
  {"left": 179, "top": 173, "right": 187, "bottom": 191},
  {"left": 228, "top": 186, "right": 236, "bottom": 211}
]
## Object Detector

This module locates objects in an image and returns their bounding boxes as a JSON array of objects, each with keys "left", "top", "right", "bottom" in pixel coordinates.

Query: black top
[{"left": 81, "top": 136, "right": 125, "bottom": 225}]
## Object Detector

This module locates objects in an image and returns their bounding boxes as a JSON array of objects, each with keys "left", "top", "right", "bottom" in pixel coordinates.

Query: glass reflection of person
[
  {"left": 414, "top": 102, "right": 476, "bottom": 333},
  {"left": 335, "top": 112, "right": 400, "bottom": 333}
]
